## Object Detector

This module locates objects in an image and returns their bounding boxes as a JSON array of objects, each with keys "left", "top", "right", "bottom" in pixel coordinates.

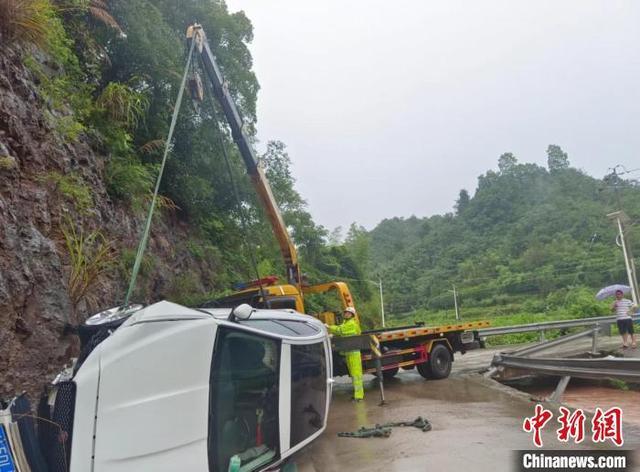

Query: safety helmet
[{"left": 343, "top": 306, "right": 356, "bottom": 315}]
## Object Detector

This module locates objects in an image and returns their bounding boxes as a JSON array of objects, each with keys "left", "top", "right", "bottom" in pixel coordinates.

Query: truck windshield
[{"left": 209, "top": 327, "right": 280, "bottom": 472}]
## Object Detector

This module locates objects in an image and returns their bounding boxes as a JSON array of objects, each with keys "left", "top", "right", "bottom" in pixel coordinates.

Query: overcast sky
[{"left": 224, "top": 0, "right": 640, "bottom": 231}]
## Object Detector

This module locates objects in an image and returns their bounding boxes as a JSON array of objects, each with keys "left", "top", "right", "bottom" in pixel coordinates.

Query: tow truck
[{"left": 188, "top": 25, "right": 489, "bottom": 382}]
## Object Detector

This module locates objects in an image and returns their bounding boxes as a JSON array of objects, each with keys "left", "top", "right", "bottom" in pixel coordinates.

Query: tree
[
  {"left": 498, "top": 152, "right": 518, "bottom": 173},
  {"left": 455, "top": 189, "right": 470, "bottom": 214},
  {"left": 547, "top": 145, "right": 570, "bottom": 171},
  {"left": 345, "top": 223, "right": 370, "bottom": 272},
  {"left": 261, "top": 140, "right": 304, "bottom": 213},
  {"left": 328, "top": 226, "right": 343, "bottom": 245}
]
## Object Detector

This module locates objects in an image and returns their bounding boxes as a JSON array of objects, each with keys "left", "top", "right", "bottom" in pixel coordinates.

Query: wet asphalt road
[{"left": 290, "top": 342, "right": 640, "bottom": 472}]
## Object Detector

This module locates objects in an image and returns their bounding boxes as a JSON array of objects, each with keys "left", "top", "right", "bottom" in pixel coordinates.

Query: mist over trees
[{"left": 366, "top": 148, "right": 640, "bottom": 322}]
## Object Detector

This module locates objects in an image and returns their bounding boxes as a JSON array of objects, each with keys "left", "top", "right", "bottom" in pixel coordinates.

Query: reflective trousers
[{"left": 344, "top": 350, "right": 364, "bottom": 400}]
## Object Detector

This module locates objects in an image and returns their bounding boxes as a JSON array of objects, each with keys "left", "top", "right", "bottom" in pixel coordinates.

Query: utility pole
[
  {"left": 607, "top": 211, "right": 639, "bottom": 304},
  {"left": 378, "top": 277, "right": 386, "bottom": 328},
  {"left": 452, "top": 285, "right": 460, "bottom": 321},
  {"left": 346, "top": 277, "right": 387, "bottom": 328}
]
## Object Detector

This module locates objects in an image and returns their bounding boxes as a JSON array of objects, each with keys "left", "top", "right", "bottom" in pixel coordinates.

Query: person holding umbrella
[{"left": 611, "top": 289, "right": 637, "bottom": 349}]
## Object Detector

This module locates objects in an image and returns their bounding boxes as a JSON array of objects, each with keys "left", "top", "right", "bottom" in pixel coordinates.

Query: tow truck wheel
[
  {"left": 382, "top": 367, "right": 399, "bottom": 379},
  {"left": 417, "top": 344, "right": 452, "bottom": 380}
]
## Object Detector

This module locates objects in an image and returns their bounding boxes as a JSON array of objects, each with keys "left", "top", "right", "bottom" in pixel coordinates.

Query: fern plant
[{"left": 96, "top": 82, "right": 149, "bottom": 129}]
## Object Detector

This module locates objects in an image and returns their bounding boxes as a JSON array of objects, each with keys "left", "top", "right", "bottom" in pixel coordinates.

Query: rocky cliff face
[{"left": 0, "top": 46, "right": 218, "bottom": 398}]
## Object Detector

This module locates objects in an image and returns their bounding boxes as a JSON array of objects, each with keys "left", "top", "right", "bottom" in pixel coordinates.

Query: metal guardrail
[
  {"left": 508, "top": 328, "right": 600, "bottom": 356},
  {"left": 491, "top": 354, "right": 640, "bottom": 383},
  {"left": 478, "top": 313, "right": 640, "bottom": 337}
]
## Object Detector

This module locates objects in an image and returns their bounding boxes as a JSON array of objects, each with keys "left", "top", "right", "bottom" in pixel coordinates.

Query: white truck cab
[{"left": 2, "top": 301, "right": 332, "bottom": 472}]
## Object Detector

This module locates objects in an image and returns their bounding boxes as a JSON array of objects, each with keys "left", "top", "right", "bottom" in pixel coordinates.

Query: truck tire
[
  {"left": 382, "top": 367, "right": 399, "bottom": 379},
  {"left": 417, "top": 343, "right": 452, "bottom": 380}
]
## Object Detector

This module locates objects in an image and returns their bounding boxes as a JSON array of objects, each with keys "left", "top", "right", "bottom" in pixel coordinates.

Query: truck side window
[
  {"left": 209, "top": 328, "right": 280, "bottom": 472},
  {"left": 265, "top": 297, "right": 297, "bottom": 310},
  {"left": 290, "top": 342, "right": 327, "bottom": 447}
]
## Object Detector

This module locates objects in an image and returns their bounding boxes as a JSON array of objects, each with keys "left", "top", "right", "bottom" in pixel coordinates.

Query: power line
[{"left": 406, "top": 258, "right": 627, "bottom": 286}]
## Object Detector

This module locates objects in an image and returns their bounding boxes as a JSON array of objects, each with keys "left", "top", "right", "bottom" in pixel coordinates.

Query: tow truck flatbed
[{"left": 375, "top": 320, "right": 490, "bottom": 342}]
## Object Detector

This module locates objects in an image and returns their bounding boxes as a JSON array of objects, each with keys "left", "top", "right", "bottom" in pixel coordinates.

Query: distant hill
[{"left": 368, "top": 150, "right": 640, "bottom": 320}]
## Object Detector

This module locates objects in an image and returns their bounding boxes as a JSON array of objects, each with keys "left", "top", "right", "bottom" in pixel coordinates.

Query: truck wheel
[
  {"left": 417, "top": 344, "right": 452, "bottom": 380},
  {"left": 382, "top": 367, "right": 399, "bottom": 379}
]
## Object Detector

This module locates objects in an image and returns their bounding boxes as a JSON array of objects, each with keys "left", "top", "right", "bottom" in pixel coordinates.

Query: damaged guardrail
[{"left": 491, "top": 354, "right": 640, "bottom": 383}]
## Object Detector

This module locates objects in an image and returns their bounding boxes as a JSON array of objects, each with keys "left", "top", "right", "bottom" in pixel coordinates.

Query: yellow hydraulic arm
[{"left": 190, "top": 25, "right": 301, "bottom": 287}]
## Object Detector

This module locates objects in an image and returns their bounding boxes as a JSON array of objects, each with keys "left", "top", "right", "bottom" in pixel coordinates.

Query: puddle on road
[
  {"left": 358, "top": 372, "right": 505, "bottom": 404},
  {"left": 507, "top": 376, "right": 640, "bottom": 425}
]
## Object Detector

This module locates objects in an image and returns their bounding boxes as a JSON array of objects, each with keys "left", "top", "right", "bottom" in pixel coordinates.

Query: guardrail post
[
  {"left": 548, "top": 376, "right": 571, "bottom": 403},
  {"left": 539, "top": 331, "right": 545, "bottom": 342},
  {"left": 591, "top": 326, "right": 599, "bottom": 354}
]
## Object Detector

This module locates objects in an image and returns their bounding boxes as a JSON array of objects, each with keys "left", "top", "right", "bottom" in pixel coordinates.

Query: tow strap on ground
[
  {"left": 337, "top": 416, "right": 432, "bottom": 438},
  {"left": 123, "top": 39, "right": 196, "bottom": 306}
]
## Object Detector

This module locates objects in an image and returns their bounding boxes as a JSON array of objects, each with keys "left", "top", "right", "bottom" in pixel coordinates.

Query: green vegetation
[
  {"left": 104, "top": 156, "right": 154, "bottom": 204},
  {"left": 118, "top": 248, "right": 155, "bottom": 279},
  {"left": 45, "top": 171, "right": 93, "bottom": 212},
  {"left": 608, "top": 379, "right": 630, "bottom": 391},
  {"left": 0, "top": 0, "right": 58, "bottom": 49},
  {"left": 62, "top": 218, "right": 115, "bottom": 318},
  {"left": 0, "top": 156, "right": 17, "bottom": 170},
  {"left": 8, "top": 0, "right": 375, "bottom": 312},
  {"left": 369, "top": 148, "right": 640, "bottom": 332}
]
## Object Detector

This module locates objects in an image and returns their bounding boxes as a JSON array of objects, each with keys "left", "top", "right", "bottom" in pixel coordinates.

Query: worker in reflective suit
[{"left": 326, "top": 307, "right": 364, "bottom": 401}]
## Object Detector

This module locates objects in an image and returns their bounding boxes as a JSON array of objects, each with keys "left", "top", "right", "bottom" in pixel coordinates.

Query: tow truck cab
[{"left": 3, "top": 301, "right": 332, "bottom": 472}]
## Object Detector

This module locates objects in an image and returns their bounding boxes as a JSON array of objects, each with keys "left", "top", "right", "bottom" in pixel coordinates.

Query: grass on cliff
[
  {"left": 62, "top": 218, "right": 115, "bottom": 318},
  {"left": 0, "top": 0, "right": 54, "bottom": 48},
  {"left": 44, "top": 171, "right": 93, "bottom": 213}
]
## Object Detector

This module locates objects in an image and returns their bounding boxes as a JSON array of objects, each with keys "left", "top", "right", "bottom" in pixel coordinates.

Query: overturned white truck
[{"left": 1, "top": 301, "right": 332, "bottom": 472}]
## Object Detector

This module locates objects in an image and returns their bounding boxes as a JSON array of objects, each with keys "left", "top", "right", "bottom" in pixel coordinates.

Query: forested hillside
[
  {"left": 0, "top": 0, "right": 372, "bottom": 397},
  {"left": 368, "top": 149, "right": 640, "bottom": 326}
]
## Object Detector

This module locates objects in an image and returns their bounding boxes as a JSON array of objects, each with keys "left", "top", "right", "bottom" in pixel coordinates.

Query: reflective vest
[{"left": 328, "top": 318, "right": 361, "bottom": 337}]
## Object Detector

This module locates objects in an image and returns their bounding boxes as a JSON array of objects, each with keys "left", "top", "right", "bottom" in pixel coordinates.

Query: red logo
[
  {"left": 556, "top": 407, "right": 585, "bottom": 443},
  {"left": 523, "top": 405, "right": 624, "bottom": 447},
  {"left": 592, "top": 407, "right": 623, "bottom": 446},
  {"left": 523, "top": 404, "right": 554, "bottom": 447}
]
